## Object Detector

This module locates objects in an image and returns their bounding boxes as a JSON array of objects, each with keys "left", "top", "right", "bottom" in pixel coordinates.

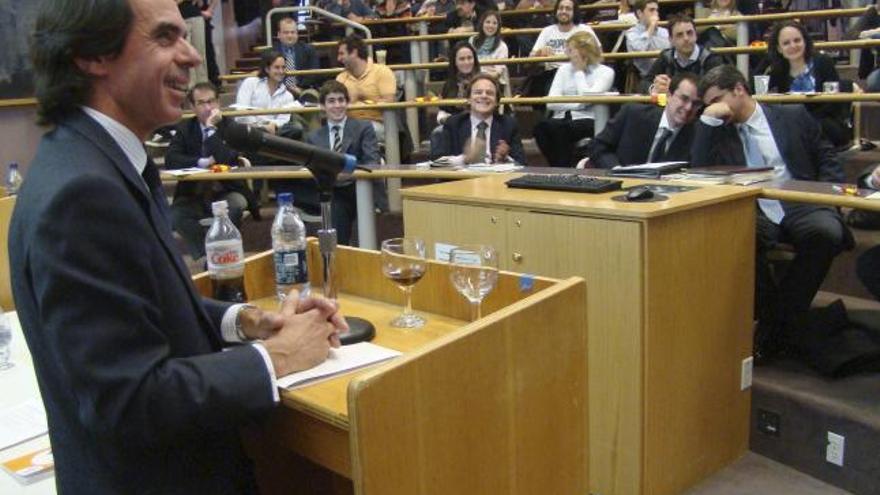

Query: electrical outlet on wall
[
  {"left": 826, "top": 431, "right": 845, "bottom": 466},
  {"left": 741, "top": 356, "right": 753, "bottom": 390}
]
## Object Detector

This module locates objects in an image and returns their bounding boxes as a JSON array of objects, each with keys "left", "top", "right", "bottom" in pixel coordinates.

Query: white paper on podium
[
  {"left": 0, "top": 399, "right": 48, "bottom": 451},
  {"left": 278, "top": 343, "right": 402, "bottom": 390}
]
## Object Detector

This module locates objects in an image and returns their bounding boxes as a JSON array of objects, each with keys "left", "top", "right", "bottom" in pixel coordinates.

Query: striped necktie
[
  {"left": 284, "top": 49, "right": 296, "bottom": 88},
  {"left": 332, "top": 125, "right": 342, "bottom": 153}
]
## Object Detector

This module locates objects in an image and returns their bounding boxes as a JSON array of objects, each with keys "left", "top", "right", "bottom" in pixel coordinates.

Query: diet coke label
[{"left": 206, "top": 239, "right": 244, "bottom": 275}]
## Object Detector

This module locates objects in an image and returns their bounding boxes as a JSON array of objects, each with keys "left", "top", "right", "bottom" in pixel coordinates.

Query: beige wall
[{"left": 0, "top": 105, "right": 44, "bottom": 176}]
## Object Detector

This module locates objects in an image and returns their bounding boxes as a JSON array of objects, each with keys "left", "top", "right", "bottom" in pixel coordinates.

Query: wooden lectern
[
  {"left": 402, "top": 175, "right": 759, "bottom": 495},
  {"left": 192, "top": 243, "right": 589, "bottom": 494}
]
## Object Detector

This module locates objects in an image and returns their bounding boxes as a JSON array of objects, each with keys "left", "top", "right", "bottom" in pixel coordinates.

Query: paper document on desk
[
  {"left": 466, "top": 163, "right": 522, "bottom": 172},
  {"left": 612, "top": 161, "right": 687, "bottom": 172},
  {"left": 162, "top": 168, "right": 212, "bottom": 177},
  {"left": 278, "top": 343, "right": 401, "bottom": 390},
  {"left": 0, "top": 399, "right": 47, "bottom": 451}
]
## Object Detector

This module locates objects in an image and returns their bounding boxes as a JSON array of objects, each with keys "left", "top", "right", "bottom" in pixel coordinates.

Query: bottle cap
[
  {"left": 211, "top": 200, "right": 229, "bottom": 216},
  {"left": 277, "top": 192, "right": 293, "bottom": 205}
]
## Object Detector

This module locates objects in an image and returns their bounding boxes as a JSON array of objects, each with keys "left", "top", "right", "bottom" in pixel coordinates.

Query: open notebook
[{"left": 277, "top": 342, "right": 401, "bottom": 390}]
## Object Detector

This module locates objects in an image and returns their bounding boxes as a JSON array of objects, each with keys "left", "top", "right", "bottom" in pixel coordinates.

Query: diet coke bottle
[{"left": 205, "top": 200, "right": 247, "bottom": 302}]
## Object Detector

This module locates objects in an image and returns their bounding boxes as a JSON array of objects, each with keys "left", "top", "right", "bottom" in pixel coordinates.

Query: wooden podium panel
[
  {"left": 193, "top": 243, "right": 589, "bottom": 494},
  {"left": 402, "top": 175, "right": 758, "bottom": 495}
]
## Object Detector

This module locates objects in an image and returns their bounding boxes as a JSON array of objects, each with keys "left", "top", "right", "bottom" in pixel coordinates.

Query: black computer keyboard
[{"left": 505, "top": 174, "right": 623, "bottom": 194}]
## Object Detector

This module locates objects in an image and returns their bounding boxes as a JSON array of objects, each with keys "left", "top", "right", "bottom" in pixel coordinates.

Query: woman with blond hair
[{"left": 533, "top": 31, "right": 615, "bottom": 167}]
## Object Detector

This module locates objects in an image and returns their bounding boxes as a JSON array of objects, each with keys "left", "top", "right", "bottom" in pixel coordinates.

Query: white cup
[
  {"left": 375, "top": 49, "right": 387, "bottom": 65},
  {"left": 753, "top": 75, "right": 770, "bottom": 95},
  {"left": 823, "top": 81, "right": 840, "bottom": 93}
]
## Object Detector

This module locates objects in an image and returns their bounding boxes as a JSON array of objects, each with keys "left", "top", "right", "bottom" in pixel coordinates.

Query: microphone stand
[{"left": 317, "top": 191, "right": 375, "bottom": 345}]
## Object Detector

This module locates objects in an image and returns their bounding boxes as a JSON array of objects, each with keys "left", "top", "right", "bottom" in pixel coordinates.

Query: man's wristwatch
[{"left": 234, "top": 304, "right": 258, "bottom": 341}]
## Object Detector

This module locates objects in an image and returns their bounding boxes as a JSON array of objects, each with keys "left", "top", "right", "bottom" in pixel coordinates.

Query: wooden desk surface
[
  {"left": 401, "top": 173, "right": 761, "bottom": 219},
  {"left": 249, "top": 292, "right": 466, "bottom": 428}
]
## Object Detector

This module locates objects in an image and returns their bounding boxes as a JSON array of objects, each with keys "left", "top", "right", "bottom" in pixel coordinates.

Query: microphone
[{"left": 222, "top": 120, "right": 358, "bottom": 192}]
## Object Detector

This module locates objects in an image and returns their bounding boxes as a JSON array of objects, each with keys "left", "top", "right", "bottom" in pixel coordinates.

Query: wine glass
[
  {"left": 448, "top": 245, "right": 499, "bottom": 321},
  {"left": 381, "top": 238, "right": 428, "bottom": 328}
]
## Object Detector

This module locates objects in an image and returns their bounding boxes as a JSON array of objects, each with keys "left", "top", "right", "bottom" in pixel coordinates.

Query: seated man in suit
[
  {"left": 854, "top": 164, "right": 880, "bottom": 300},
  {"left": 692, "top": 64, "right": 853, "bottom": 358},
  {"left": 430, "top": 73, "right": 526, "bottom": 165},
  {"left": 273, "top": 17, "right": 321, "bottom": 102},
  {"left": 642, "top": 14, "right": 725, "bottom": 95},
  {"left": 281, "top": 80, "right": 380, "bottom": 245},
  {"left": 589, "top": 72, "right": 699, "bottom": 168},
  {"left": 165, "top": 82, "right": 260, "bottom": 260}
]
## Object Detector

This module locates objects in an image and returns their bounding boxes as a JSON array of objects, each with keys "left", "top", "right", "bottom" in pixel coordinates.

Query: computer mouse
[{"left": 625, "top": 186, "right": 655, "bottom": 201}]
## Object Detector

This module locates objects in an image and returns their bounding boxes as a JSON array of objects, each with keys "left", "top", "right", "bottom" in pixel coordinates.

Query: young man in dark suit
[
  {"left": 165, "top": 81, "right": 260, "bottom": 260},
  {"left": 273, "top": 16, "right": 321, "bottom": 101},
  {"left": 430, "top": 73, "right": 526, "bottom": 165},
  {"left": 10, "top": 1, "right": 347, "bottom": 493},
  {"left": 300, "top": 80, "right": 380, "bottom": 245},
  {"left": 692, "top": 64, "right": 852, "bottom": 358},
  {"left": 589, "top": 72, "right": 699, "bottom": 168}
]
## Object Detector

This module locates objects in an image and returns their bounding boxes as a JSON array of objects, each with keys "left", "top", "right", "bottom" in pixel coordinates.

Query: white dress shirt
[
  {"left": 234, "top": 76, "right": 299, "bottom": 128},
  {"left": 625, "top": 22, "right": 670, "bottom": 76},
  {"left": 82, "top": 106, "right": 279, "bottom": 402}
]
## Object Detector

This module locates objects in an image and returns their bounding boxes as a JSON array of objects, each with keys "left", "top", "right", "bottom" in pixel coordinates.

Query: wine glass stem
[
  {"left": 403, "top": 286, "right": 414, "bottom": 316},
  {"left": 471, "top": 301, "right": 481, "bottom": 321}
]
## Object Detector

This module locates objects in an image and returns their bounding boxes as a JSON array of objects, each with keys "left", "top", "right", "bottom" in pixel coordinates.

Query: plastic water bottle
[
  {"left": 272, "top": 192, "right": 309, "bottom": 300},
  {"left": 5, "top": 162, "right": 22, "bottom": 196},
  {"left": 205, "top": 200, "right": 247, "bottom": 302}
]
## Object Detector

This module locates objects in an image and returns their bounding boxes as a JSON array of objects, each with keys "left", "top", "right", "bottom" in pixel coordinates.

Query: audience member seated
[
  {"left": 642, "top": 14, "right": 726, "bottom": 94},
  {"left": 766, "top": 21, "right": 853, "bottom": 149},
  {"left": 272, "top": 17, "right": 321, "bottom": 102},
  {"left": 445, "top": 0, "right": 486, "bottom": 32},
  {"left": 430, "top": 73, "right": 526, "bottom": 164},
  {"left": 692, "top": 65, "right": 852, "bottom": 359},
  {"left": 469, "top": 10, "right": 510, "bottom": 95},
  {"left": 855, "top": 163, "right": 880, "bottom": 300},
  {"left": 589, "top": 72, "right": 699, "bottom": 168},
  {"left": 280, "top": 81, "right": 380, "bottom": 246},
  {"left": 234, "top": 49, "right": 298, "bottom": 135},
  {"left": 508, "top": 0, "right": 553, "bottom": 58},
  {"left": 845, "top": 0, "right": 880, "bottom": 92},
  {"left": 523, "top": 0, "right": 601, "bottom": 99},
  {"left": 321, "top": 0, "right": 378, "bottom": 22},
  {"left": 166, "top": 82, "right": 259, "bottom": 261},
  {"left": 533, "top": 31, "right": 615, "bottom": 167},
  {"left": 625, "top": 0, "right": 670, "bottom": 81},
  {"left": 335, "top": 34, "right": 398, "bottom": 144},
  {"left": 438, "top": 42, "right": 482, "bottom": 125},
  {"left": 695, "top": 0, "right": 740, "bottom": 47},
  {"left": 375, "top": 0, "right": 414, "bottom": 64}
]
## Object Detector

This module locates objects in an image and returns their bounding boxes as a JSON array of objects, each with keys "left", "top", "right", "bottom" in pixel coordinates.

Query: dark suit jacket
[
  {"left": 272, "top": 40, "right": 321, "bottom": 89},
  {"left": 640, "top": 46, "right": 726, "bottom": 93},
  {"left": 430, "top": 111, "right": 526, "bottom": 164},
  {"left": 8, "top": 110, "right": 274, "bottom": 494},
  {"left": 306, "top": 117, "right": 380, "bottom": 166},
  {"left": 692, "top": 103, "right": 848, "bottom": 223},
  {"left": 165, "top": 116, "right": 259, "bottom": 214},
  {"left": 588, "top": 103, "right": 694, "bottom": 169}
]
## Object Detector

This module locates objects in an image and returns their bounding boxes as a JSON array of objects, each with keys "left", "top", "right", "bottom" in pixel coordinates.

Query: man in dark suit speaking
[
  {"left": 166, "top": 81, "right": 260, "bottom": 260},
  {"left": 589, "top": 72, "right": 699, "bottom": 168},
  {"left": 430, "top": 73, "right": 526, "bottom": 165},
  {"left": 9, "top": 0, "right": 347, "bottom": 493},
  {"left": 692, "top": 64, "right": 852, "bottom": 357}
]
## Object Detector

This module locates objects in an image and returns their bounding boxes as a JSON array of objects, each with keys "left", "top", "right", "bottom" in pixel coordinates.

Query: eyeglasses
[{"left": 671, "top": 91, "right": 702, "bottom": 110}]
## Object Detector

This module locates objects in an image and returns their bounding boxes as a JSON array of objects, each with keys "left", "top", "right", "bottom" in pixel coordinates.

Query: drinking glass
[
  {"left": 448, "top": 245, "right": 499, "bottom": 321},
  {"left": 381, "top": 238, "right": 427, "bottom": 328}
]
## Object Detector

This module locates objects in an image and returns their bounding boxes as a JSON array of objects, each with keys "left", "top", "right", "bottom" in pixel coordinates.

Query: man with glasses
[
  {"left": 166, "top": 82, "right": 259, "bottom": 260},
  {"left": 692, "top": 64, "right": 852, "bottom": 360},
  {"left": 589, "top": 73, "right": 699, "bottom": 168}
]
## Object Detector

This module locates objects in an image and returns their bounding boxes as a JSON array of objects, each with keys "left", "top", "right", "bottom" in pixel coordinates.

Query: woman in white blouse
[
  {"left": 234, "top": 49, "right": 298, "bottom": 135},
  {"left": 469, "top": 11, "right": 510, "bottom": 95},
  {"left": 533, "top": 31, "right": 615, "bottom": 167}
]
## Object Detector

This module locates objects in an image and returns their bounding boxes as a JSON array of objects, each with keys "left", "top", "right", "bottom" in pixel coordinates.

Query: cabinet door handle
[
  {"left": 515, "top": 219, "right": 522, "bottom": 227},
  {"left": 512, "top": 252, "right": 523, "bottom": 263},
  {"left": 490, "top": 216, "right": 498, "bottom": 224}
]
